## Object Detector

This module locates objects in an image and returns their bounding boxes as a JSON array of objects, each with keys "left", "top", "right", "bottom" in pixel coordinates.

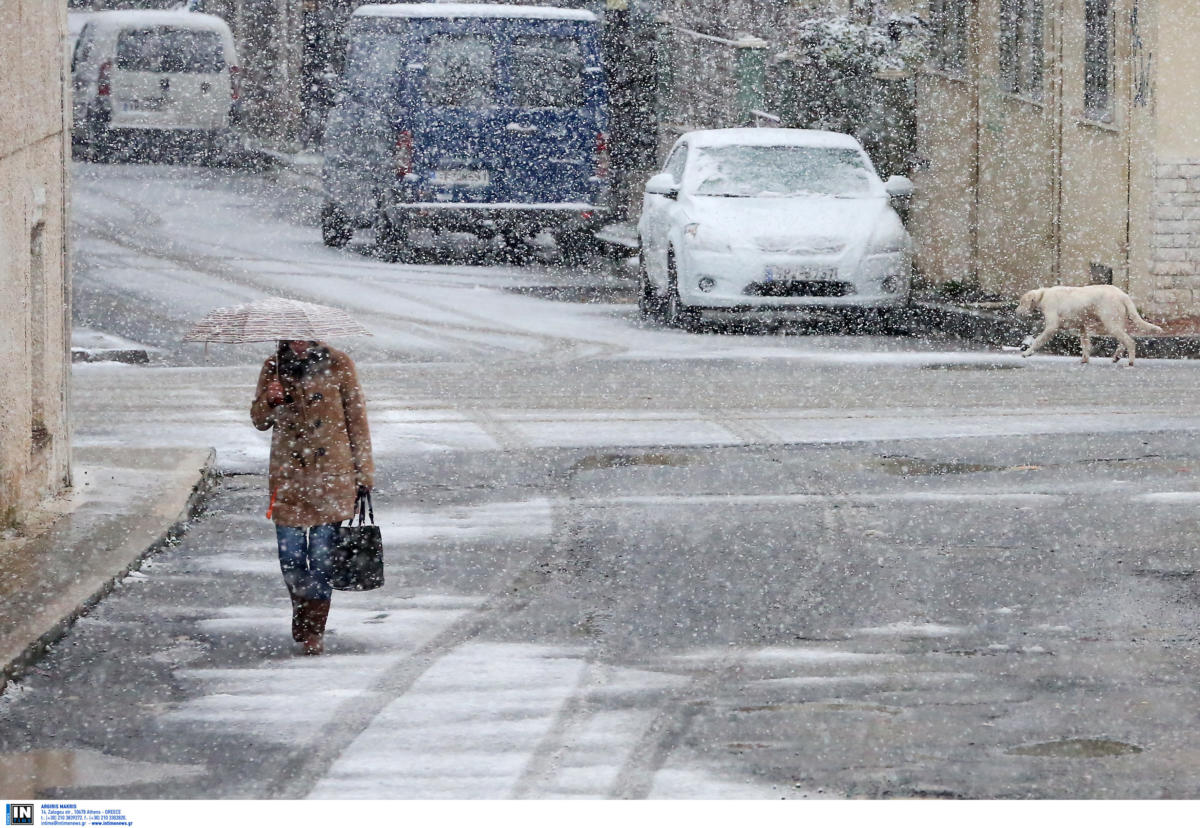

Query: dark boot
[
  {"left": 302, "top": 599, "right": 331, "bottom": 656},
  {"left": 289, "top": 593, "right": 306, "bottom": 643}
]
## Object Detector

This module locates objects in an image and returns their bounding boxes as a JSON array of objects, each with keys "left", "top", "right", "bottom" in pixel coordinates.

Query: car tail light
[
  {"left": 595, "top": 132, "right": 610, "bottom": 179},
  {"left": 229, "top": 65, "right": 242, "bottom": 101},
  {"left": 395, "top": 130, "right": 414, "bottom": 178},
  {"left": 97, "top": 61, "right": 112, "bottom": 96}
]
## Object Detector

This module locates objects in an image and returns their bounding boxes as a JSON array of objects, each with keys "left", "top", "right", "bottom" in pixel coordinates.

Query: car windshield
[
  {"left": 116, "top": 27, "right": 224, "bottom": 73},
  {"left": 691, "top": 145, "right": 877, "bottom": 198}
]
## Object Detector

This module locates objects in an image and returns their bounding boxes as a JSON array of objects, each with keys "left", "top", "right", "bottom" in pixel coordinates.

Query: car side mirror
[
  {"left": 884, "top": 175, "right": 914, "bottom": 200},
  {"left": 645, "top": 173, "right": 680, "bottom": 200}
]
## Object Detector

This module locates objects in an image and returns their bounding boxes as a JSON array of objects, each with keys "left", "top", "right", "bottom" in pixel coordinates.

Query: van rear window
[
  {"left": 425, "top": 34, "right": 495, "bottom": 108},
  {"left": 511, "top": 35, "right": 585, "bottom": 109},
  {"left": 344, "top": 29, "right": 404, "bottom": 98},
  {"left": 116, "top": 28, "right": 224, "bottom": 73}
]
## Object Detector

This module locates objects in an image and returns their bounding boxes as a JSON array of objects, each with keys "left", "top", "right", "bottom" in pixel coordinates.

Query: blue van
[{"left": 321, "top": 3, "right": 610, "bottom": 259}]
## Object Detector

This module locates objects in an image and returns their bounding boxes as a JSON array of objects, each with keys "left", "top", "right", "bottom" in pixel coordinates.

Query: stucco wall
[
  {"left": 0, "top": 0, "right": 72, "bottom": 525},
  {"left": 1153, "top": 0, "right": 1200, "bottom": 158},
  {"left": 912, "top": 0, "right": 1183, "bottom": 318}
]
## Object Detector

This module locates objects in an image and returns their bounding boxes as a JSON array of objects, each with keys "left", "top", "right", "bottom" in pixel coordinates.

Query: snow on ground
[
  {"left": 374, "top": 500, "right": 554, "bottom": 545},
  {"left": 71, "top": 358, "right": 1200, "bottom": 470},
  {"left": 61, "top": 164, "right": 1200, "bottom": 799}
]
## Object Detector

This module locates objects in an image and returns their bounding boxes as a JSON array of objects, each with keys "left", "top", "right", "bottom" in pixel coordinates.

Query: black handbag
[{"left": 331, "top": 492, "right": 384, "bottom": 591}]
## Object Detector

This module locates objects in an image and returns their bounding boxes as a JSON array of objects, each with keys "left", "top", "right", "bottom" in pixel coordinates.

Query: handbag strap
[{"left": 355, "top": 491, "right": 375, "bottom": 526}]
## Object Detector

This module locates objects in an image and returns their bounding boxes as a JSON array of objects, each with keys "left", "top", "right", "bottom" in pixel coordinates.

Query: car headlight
[
  {"left": 866, "top": 233, "right": 907, "bottom": 256},
  {"left": 683, "top": 223, "right": 731, "bottom": 252}
]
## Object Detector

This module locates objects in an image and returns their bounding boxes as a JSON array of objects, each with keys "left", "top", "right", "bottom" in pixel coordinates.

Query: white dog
[{"left": 1016, "top": 284, "right": 1164, "bottom": 366}]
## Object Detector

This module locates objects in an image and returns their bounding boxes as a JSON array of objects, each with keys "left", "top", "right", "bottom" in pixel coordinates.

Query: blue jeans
[{"left": 276, "top": 524, "right": 337, "bottom": 601}]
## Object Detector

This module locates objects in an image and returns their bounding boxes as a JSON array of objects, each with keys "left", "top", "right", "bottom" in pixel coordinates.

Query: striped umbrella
[{"left": 183, "top": 298, "right": 372, "bottom": 344}]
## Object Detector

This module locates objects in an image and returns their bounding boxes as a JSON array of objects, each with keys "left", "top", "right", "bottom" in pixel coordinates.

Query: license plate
[
  {"left": 764, "top": 265, "right": 838, "bottom": 282},
  {"left": 121, "top": 97, "right": 167, "bottom": 112},
  {"left": 431, "top": 169, "right": 489, "bottom": 188}
]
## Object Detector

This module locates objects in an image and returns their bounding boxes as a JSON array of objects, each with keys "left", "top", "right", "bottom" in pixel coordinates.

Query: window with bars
[
  {"left": 930, "top": 0, "right": 970, "bottom": 76},
  {"left": 999, "top": 0, "right": 1044, "bottom": 99},
  {"left": 1084, "top": 0, "right": 1115, "bottom": 120}
]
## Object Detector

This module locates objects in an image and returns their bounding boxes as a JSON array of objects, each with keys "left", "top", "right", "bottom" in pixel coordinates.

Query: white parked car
[
  {"left": 70, "top": 10, "right": 240, "bottom": 159},
  {"left": 636, "top": 128, "right": 914, "bottom": 328}
]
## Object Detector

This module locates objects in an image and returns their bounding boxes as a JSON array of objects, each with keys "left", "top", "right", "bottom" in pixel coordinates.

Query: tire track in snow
[
  {"left": 77, "top": 209, "right": 630, "bottom": 364},
  {"left": 73, "top": 171, "right": 632, "bottom": 364},
  {"left": 602, "top": 480, "right": 855, "bottom": 798},
  {"left": 262, "top": 553, "right": 555, "bottom": 798}
]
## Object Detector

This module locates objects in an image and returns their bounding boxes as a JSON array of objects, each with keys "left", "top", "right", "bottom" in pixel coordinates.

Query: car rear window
[
  {"left": 425, "top": 34, "right": 495, "bottom": 108},
  {"left": 511, "top": 35, "right": 585, "bottom": 108},
  {"left": 116, "top": 27, "right": 225, "bottom": 74},
  {"left": 343, "top": 28, "right": 404, "bottom": 99},
  {"left": 691, "top": 146, "right": 876, "bottom": 198}
]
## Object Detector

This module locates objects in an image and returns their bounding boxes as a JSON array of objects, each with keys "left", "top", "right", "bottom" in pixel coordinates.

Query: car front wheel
[
  {"left": 637, "top": 244, "right": 662, "bottom": 320},
  {"left": 664, "top": 251, "right": 699, "bottom": 330}
]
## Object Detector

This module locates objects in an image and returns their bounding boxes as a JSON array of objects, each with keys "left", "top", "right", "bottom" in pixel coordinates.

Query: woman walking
[{"left": 251, "top": 339, "right": 374, "bottom": 655}]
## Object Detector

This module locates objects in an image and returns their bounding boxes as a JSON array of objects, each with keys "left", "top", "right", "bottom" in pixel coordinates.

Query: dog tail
[{"left": 1123, "top": 295, "right": 1165, "bottom": 334}]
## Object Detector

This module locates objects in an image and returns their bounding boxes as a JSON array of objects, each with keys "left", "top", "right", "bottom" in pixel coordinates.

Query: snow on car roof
[
  {"left": 68, "top": 11, "right": 98, "bottom": 36},
  {"left": 681, "top": 128, "right": 865, "bottom": 151},
  {"left": 355, "top": 3, "right": 597, "bottom": 22},
  {"left": 81, "top": 10, "right": 233, "bottom": 33}
]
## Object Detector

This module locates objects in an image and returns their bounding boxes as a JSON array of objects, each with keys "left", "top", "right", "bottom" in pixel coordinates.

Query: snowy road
[{"left": 5, "top": 161, "right": 1200, "bottom": 799}]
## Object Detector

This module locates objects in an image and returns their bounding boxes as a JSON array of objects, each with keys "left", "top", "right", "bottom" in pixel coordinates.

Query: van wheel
[
  {"left": 500, "top": 230, "right": 533, "bottom": 264},
  {"left": 557, "top": 228, "right": 598, "bottom": 265},
  {"left": 375, "top": 213, "right": 410, "bottom": 262},
  {"left": 82, "top": 124, "right": 110, "bottom": 163},
  {"left": 321, "top": 202, "right": 353, "bottom": 248}
]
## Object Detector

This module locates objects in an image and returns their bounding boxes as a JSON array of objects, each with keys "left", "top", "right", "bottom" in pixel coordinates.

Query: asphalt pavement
[{"left": 7, "top": 158, "right": 1200, "bottom": 799}]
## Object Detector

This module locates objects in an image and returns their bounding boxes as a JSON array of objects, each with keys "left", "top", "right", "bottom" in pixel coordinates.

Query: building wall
[
  {"left": 0, "top": 0, "right": 73, "bottom": 525},
  {"left": 1146, "top": 0, "right": 1200, "bottom": 314},
  {"left": 912, "top": 0, "right": 1185, "bottom": 318}
]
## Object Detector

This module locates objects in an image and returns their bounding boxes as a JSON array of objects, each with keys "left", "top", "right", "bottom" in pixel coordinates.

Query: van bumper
[{"left": 386, "top": 202, "right": 611, "bottom": 235}]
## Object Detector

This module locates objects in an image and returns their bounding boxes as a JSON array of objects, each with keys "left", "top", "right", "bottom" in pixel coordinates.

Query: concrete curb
[
  {"left": 901, "top": 298, "right": 1200, "bottom": 358},
  {"left": 71, "top": 347, "right": 150, "bottom": 364},
  {"left": 243, "top": 138, "right": 324, "bottom": 195},
  {"left": 0, "top": 448, "right": 220, "bottom": 693}
]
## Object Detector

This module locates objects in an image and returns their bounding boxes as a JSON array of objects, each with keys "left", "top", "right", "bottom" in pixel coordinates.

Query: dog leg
[
  {"left": 1079, "top": 329, "right": 1091, "bottom": 364},
  {"left": 1022, "top": 319, "right": 1059, "bottom": 358},
  {"left": 1114, "top": 330, "right": 1138, "bottom": 366},
  {"left": 1112, "top": 341, "right": 1126, "bottom": 363}
]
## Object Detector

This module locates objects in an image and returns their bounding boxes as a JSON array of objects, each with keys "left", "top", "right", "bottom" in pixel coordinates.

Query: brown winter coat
[{"left": 251, "top": 344, "right": 374, "bottom": 527}]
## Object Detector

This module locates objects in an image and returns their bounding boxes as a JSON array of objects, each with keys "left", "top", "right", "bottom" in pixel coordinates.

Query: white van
[{"left": 71, "top": 10, "right": 240, "bottom": 159}]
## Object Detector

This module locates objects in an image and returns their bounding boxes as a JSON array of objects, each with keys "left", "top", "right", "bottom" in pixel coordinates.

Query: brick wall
[{"left": 1150, "top": 161, "right": 1200, "bottom": 315}]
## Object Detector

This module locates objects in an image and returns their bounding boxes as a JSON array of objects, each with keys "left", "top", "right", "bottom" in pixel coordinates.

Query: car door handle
[{"left": 505, "top": 123, "right": 538, "bottom": 134}]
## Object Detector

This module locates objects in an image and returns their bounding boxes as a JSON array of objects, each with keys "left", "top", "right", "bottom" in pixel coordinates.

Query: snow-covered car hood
[{"left": 681, "top": 194, "right": 906, "bottom": 256}]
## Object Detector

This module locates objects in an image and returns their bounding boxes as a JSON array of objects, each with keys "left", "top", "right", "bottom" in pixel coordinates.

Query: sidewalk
[
  {"left": 903, "top": 293, "right": 1200, "bottom": 358},
  {"left": 0, "top": 447, "right": 216, "bottom": 692}
]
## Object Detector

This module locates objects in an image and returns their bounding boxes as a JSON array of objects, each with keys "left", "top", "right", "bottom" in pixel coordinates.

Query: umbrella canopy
[{"left": 183, "top": 298, "right": 371, "bottom": 344}]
